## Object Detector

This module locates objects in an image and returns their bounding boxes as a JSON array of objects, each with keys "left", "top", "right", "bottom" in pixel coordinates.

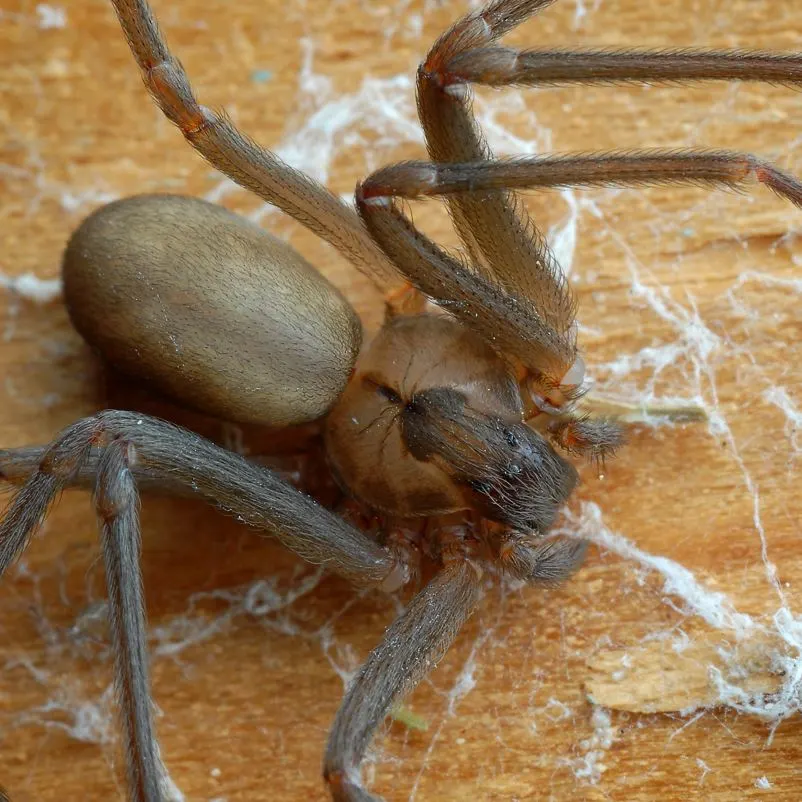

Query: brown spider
[{"left": 1, "top": 0, "right": 801, "bottom": 800}]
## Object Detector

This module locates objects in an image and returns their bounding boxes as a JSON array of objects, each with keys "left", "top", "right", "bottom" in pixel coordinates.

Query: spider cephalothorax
[{"left": 1, "top": 0, "right": 800, "bottom": 800}]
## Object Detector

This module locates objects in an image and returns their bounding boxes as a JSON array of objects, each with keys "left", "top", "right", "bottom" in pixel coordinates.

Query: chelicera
[{"left": 1, "top": 0, "right": 801, "bottom": 799}]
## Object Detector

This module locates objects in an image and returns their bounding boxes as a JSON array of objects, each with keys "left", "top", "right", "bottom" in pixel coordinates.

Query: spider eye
[
  {"left": 361, "top": 374, "right": 403, "bottom": 405},
  {"left": 503, "top": 428, "right": 519, "bottom": 448},
  {"left": 377, "top": 385, "right": 402, "bottom": 405}
]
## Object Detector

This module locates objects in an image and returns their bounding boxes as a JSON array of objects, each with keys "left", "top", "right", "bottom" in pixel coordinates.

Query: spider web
[{"left": 1, "top": 0, "right": 801, "bottom": 799}]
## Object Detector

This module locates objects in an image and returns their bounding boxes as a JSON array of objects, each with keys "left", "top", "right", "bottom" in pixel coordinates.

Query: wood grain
[{"left": 1, "top": 0, "right": 801, "bottom": 800}]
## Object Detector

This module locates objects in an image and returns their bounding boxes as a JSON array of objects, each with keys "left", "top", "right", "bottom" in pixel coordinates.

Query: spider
[{"left": 1, "top": 0, "right": 801, "bottom": 799}]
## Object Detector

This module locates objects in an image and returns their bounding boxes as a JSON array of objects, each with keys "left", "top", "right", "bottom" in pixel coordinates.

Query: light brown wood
[
  {"left": 585, "top": 633, "right": 783, "bottom": 714},
  {"left": 1, "top": 0, "right": 801, "bottom": 800}
]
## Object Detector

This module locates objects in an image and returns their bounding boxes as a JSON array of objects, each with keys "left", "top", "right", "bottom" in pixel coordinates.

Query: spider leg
[
  {"left": 405, "top": 0, "right": 802, "bottom": 388},
  {"left": 497, "top": 532, "right": 589, "bottom": 585},
  {"left": 0, "top": 445, "right": 187, "bottom": 496},
  {"left": 95, "top": 440, "right": 161, "bottom": 801},
  {"left": 0, "top": 447, "right": 311, "bottom": 498},
  {"left": 355, "top": 184, "right": 576, "bottom": 385},
  {"left": 419, "top": 0, "right": 802, "bottom": 284},
  {"left": 358, "top": 146, "right": 802, "bottom": 443},
  {"left": 0, "top": 411, "right": 400, "bottom": 588},
  {"left": 361, "top": 150, "right": 802, "bottom": 207},
  {"left": 448, "top": 47, "right": 802, "bottom": 88},
  {"left": 0, "top": 412, "right": 406, "bottom": 800},
  {"left": 418, "top": 0, "right": 577, "bottom": 346},
  {"left": 356, "top": 146, "right": 802, "bottom": 389},
  {"left": 0, "top": 428, "right": 166, "bottom": 801},
  {"left": 108, "top": 0, "right": 395, "bottom": 285},
  {"left": 323, "top": 562, "right": 482, "bottom": 802}
]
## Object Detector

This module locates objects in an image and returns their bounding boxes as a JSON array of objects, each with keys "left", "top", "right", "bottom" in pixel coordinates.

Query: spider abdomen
[{"left": 62, "top": 194, "right": 362, "bottom": 427}]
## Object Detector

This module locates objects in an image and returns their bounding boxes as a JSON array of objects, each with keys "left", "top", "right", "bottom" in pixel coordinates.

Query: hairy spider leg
[
  {"left": 109, "top": 0, "right": 396, "bottom": 287},
  {"left": 0, "top": 412, "right": 403, "bottom": 802},
  {"left": 357, "top": 0, "right": 802, "bottom": 460},
  {"left": 323, "top": 561, "right": 482, "bottom": 802}
]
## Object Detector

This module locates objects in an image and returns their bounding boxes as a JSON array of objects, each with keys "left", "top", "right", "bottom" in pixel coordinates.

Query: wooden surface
[{"left": 1, "top": 0, "right": 801, "bottom": 799}]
